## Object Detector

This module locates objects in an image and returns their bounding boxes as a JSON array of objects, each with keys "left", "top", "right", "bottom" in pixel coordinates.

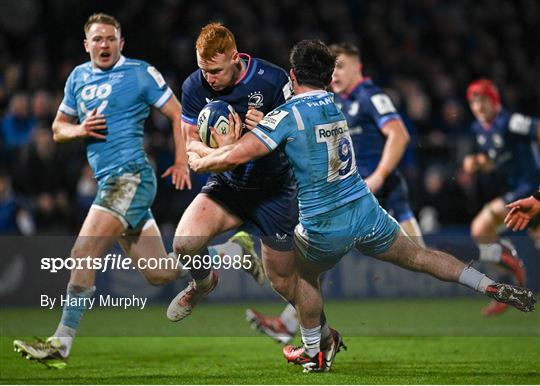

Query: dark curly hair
[{"left": 290, "top": 39, "right": 336, "bottom": 89}]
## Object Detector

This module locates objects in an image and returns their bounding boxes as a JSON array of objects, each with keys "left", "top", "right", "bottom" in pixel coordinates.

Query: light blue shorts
[
  {"left": 294, "top": 194, "right": 400, "bottom": 266},
  {"left": 92, "top": 162, "right": 156, "bottom": 232}
]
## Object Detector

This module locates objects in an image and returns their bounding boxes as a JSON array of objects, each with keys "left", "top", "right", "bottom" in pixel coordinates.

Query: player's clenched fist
[{"left": 245, "top": 108, "right": 264, "bottom": 130}]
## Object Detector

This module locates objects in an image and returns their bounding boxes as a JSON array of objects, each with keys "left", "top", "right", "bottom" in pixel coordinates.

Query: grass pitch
[{"left": 1, "top": 299, "right": 539, "bottom": 384}]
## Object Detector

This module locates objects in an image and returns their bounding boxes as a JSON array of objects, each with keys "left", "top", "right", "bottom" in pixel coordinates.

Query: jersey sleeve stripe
[
  {"left": 59, "top": 103, "right": 77, "bottom": 117},
  {"left": 242, "top": 59, "right": 258, "bottom": 84},
  {"left": 181, "top": 114, "right": 197, "bottom": 125},
  {"left": 153, "top": 87, "right": 173, "bottom": 109},
  {"left": 292, "top": 105, "right": 305, "bottom": 131},
  {"left": 377, "top": 115, "right": 402, "bottom": 128},
  {"left": 251, "top": 127, "right": 278, "bottom": 150}
]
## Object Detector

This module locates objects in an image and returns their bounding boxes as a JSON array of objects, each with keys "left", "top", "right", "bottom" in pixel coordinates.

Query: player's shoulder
[
  {"left": 182, "top": 69, "right": 203, "bottom": 92},
  {"left": 357, "top": 79, "right": 399, "bottom": 115},
  {"left": 250, "top": 57, "right": 288, "bottom": 85},
  {"left": 253, "top": 58, "right": 287, "bottom": 76},
  {"left": 500, "top": 109, "right": 535, "bottom": 135},
  {"left": 356, "top": 79, "right": 385, "bottom": 100},
  {"left": 68, "top": 61, "right": 92, "bottom": 80},
  {"left": 121, "top": 57, "right": 155, "bottom": 74}
]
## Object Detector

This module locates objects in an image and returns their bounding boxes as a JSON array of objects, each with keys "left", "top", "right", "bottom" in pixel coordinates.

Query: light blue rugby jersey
[
  {"left": 59, "top": 56, "right": 173, "bottom": 179},
  {"left": 251, "top": 90, "right": 369, "bottom": 219}
]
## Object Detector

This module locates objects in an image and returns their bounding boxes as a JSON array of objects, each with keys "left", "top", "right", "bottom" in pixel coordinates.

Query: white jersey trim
[
  {"left": 154, "top": 87, "right": 173, "bottom": 109},
  {"left": 59, "top": 103, "right": 77, "bottom": 117},
  {"left": 251, "top": 127, "right": 278, "bottom": 150}
]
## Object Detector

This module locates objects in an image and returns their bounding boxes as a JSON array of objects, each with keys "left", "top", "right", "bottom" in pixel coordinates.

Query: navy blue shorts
[
  {"left": 375, "top": 172, "right": 414, "bottom": 223},
  {"left": 201, "top": 174, "right": 298, "bottom": 251}
]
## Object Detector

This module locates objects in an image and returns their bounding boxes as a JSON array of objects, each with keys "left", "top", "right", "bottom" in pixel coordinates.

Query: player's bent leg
[
  {"left": 15, "top": 208, "right": 126, "bottom": 368},
  {"left": 120, "top": 218, "right": 184, "bottom": 286},
  {"left": 167, "top": 193, "right": 242, "bottom": 322},
  {"left": 471, "top": 198, "right": 506, "bottom": 244},
  {"left": 471, "top": 197, "right": 527, "bottom": 315},
  {"left": 374, "top": 230, "right": 465, "bottom": 282},
  {"left": 373, "top": 229, "right": 536, "bottom": 313},
  {"left": 283, "top": 246, "right": 345, "bottom": 373},
  {"left": 261, "top": 243, "right": 297, "bottom": 301},
  {"left": 172, "top": 193, "right": 242, "bottom": 255},
  {"left": 70, "top": 206, "right": 126, "bottom": 287},
  {"left": 245, "top": 244, "right": 298, "bottom": 343},
  {"left": 284, "top": 256, "right": 326, "bottom": 372},
  {"left": 400, "top": 217, "right": 426, "bottom": 247}
]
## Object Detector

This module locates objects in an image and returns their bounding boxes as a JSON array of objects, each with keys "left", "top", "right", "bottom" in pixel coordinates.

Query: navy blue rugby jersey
[
  {"left": 470, "top": 109, "right": 540, "bottom": 188},
  {"left": 334, "top": 79, "right": 404, "bottom": 178},
  {"left": 182, "top": 54, "right": 293, "bottom": 189}
]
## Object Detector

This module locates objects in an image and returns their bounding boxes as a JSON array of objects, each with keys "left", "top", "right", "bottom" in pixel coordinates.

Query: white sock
[
  {"left": 458, "top": 266, "right": 495, "bottom": 293},
  {"left": 280, "top": 304, "right": 298, "bottom": 333},
  {"left": 300, "top": 325, "right": 321, "bottom": 357},
  {"left": 210, "top": 242, "right": 242, "bottom": 257},
  {"left": 478, "top": 243, "right": 502, "bottom": 263},
  {"left": 52, "top": 324, "right": 76, "bottom": 358}
]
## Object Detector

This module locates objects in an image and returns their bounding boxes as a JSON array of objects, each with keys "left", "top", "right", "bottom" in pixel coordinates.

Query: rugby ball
[{"left": 197, "top": 100, "right": 236, "bottom": 148}]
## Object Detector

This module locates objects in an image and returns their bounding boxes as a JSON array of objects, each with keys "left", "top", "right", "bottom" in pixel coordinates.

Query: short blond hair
[
  {"left": 84, "top": 13, "right": 121, "bottom": 36},
  {"left": 195, "top": 23, "right": 237, "bottom": 60}
]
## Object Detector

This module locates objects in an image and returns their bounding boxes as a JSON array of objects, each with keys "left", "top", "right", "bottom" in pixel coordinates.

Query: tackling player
[
  {"left": 464, "top": 79, "right": 540, "bottom": 315},
  {"left": 166, "top": 23, "right": 307, "bottom": 332},
  {"left": 187, "top": 40, "right": 536, "bottom": 373},
  {"left": 12, "top": 13, "right": 192, "bottom": 368},
  {"left": 245, "top": 42, "right": 426, "bottom": 344}
]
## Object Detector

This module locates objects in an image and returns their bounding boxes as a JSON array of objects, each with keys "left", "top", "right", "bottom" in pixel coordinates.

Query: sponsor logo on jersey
[
  {"left": 248, "top": 91, "right": 264, "bottom": 109},
  {"left": 147, "top": 66, "right": 166, "bottom": 88},
  {"left": 316, "top": 125, "right": 346, "bottom": 140},
  {"left": 81, "top": 83, "right": 112, "bottom": 101},
  {"left": 259, "top": 109, "right": 289, "bottom": 130},
  {"left": 509, "top": 113, "right": 532, "bottom": 135},
  {"left": 371, "top": 94, "right": 396, "bottom": 114}
]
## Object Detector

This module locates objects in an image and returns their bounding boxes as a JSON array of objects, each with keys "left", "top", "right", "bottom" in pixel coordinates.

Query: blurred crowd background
[{"left": 1, "top": 0, "right": 539, "bottom": 236}]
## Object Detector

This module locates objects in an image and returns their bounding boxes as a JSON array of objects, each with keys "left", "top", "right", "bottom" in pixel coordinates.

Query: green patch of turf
[{"left": 1, "top": 299, "right": 539, "bottom": 384}]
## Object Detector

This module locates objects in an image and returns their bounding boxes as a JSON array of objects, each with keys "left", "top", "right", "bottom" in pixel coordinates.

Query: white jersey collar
[
  {"left": 92, "top": 55, "right": 126, "bottom": 73},
  {"left": 291, "top": 89, "right": 328, "bottom": 100}
]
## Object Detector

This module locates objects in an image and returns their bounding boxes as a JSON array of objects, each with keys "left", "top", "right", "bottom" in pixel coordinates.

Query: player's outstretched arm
[
  {"left": 189, "top": 133, "right": 269, "bottom": 174},
  {"left": 52, "top": 109, "right": 107, "bottom": 143},
  {"left": 504, "top": 194, "right": 540, "bottom": 231},
  {"left": 182, "top": 119, "right": 215, "bottom": 158},
  {"left": 365, "top": 119, "right": 410, "bottom": 193},
  {"left": 159, "top": 95, "right": 192, "bottom": 190}
]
